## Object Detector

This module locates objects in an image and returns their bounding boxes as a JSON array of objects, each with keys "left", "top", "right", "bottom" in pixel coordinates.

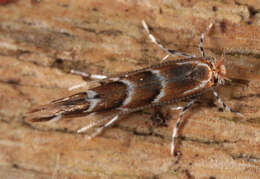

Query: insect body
[{"left": 28, "top": 21, "right": 243, "bottom": 155}]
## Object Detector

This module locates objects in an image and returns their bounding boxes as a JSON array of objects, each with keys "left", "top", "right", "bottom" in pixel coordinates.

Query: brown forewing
[{"left": 28, "top": 58, "right": 214, "bottom": 121}]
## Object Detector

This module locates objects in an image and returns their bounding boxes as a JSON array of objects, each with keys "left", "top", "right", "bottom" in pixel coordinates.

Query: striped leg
[
  {"left": 76, "top": 113, "right": 107, "bottom": 133},
  {"left": 199, "top": 23, "right": 214, "bottom": 57},
  {"left": 142, "top": 20, "right": 194, "bottom": 61},
  {"left": 69, "top": 69, "right": 107, "bottom": 91},
  {"left": 70, "top": 70, "right": 107, "bottom": 80},
  {"left": 161, "top": 54, "right": 170, "bottom": 62},
  {"left": 47, "top": 114, "right": 62, "bottom": 123},
  {"left": 171, "top": 99, "right": 196, "bottom": 155},
  {"left": 78, "top": 115, "right": 120, "bottom": 140},
  {"left": 212, "top": 90, "right": 244, "bottom": 118}
]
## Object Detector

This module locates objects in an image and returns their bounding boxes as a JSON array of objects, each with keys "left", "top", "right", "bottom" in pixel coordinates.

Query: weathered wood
[{"left": 0, "top": 0, "right": 259, "bottom": 178}]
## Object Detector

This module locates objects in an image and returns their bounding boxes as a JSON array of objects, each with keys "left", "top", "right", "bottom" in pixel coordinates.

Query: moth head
[{"left": 215, "top": 56, "right": 230, "bottom": 84}]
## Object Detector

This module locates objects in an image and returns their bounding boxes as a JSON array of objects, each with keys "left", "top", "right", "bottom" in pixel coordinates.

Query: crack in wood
[
  {"left": 230, "top": 153, "right": 260, "bottom": 163},
  {"left": 180, "top": 136, "right": 239, "bottom": 145}
]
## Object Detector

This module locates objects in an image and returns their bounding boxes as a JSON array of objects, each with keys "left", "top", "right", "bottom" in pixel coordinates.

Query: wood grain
[{"left": 0, "top": 0, "right": 259, "bottom": 178}]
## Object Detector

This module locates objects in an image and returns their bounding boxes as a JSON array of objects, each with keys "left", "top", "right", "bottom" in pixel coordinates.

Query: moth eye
[{"left": 214, "top": 77, "right": 218, "bottom": 84}]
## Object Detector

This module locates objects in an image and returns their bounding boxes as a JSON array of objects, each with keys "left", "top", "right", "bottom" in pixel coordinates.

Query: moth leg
[
  {"left": 161, "top": 54, "right": 170, "bottom": 62},
  {"left": 199, "top": 22, "right": 214, "bottom": 57},
  {"left": 76, "top": 113, "right": 108, "bottom": 133},
  {"left": 70, "top": 69, "right": 107, "bottom": 80},
  {"left": 47, "top": 114, "right": 62, "bottom": 123},
  {"left": 142, "top": 20, "right": 194, "bottom": 61},
  {"left": 150, "top": 106, "right": 169, "bottom": 127},
  {"left": 68, "top": 82, "right": 88, "bottom": 91},
  {"left": 69, "top": 69, "right": 107, "bottom": 91},
  {"left": 78, "top": 115, "right": 120, "bottom": 140},
  {"left": 171, "top": 99, "right": 196, "bottom": 156},
  {"left": 213, "top": 90, "right": 244, "bottom": 118}
]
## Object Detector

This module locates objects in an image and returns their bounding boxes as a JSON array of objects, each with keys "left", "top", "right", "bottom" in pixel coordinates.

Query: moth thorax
[
  {"left": 215, "top": 59, "right": 228, "bottom": 85},
  {"left": 219, "top": 64, "right": 226, "bottom": 76}
]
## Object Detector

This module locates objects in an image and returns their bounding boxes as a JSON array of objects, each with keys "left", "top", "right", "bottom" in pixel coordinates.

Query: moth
[{"left": 28, "top": 20, "right": 243, "bottom": 155}]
